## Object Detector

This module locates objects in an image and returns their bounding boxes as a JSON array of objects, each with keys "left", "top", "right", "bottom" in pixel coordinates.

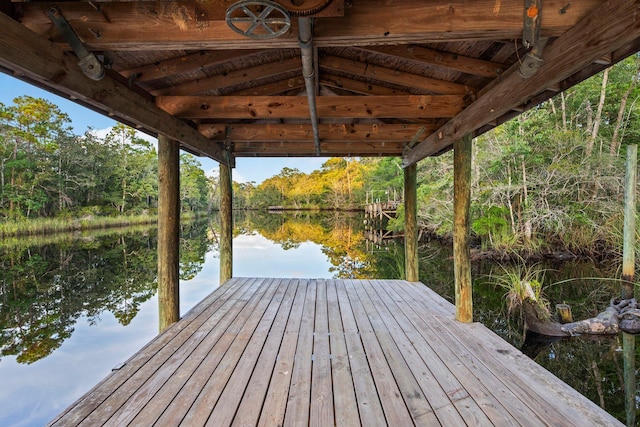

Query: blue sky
[{"left": 0, "top": 73, "right": 325, "bottom": 184}]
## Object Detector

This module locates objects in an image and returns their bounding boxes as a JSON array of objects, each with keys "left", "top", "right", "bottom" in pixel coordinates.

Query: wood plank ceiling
[{"left": 2, "top": 0, "right": 640, "bottom": 166}]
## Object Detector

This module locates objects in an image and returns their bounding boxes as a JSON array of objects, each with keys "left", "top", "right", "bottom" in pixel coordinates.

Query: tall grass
[
  {"left": 491, "top": 261, "right": 550, "bottom": 315},
  {"left": 0, "top": 212, "right": 203, "bottom": 238},
  {"left": 2, "top": 212, "right": 212, "bottom": 238}
]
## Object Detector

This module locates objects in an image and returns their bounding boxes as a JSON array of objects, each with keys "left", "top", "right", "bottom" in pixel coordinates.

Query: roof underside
[{"left": 2, "top": 0, "right": 640, "bottom": 166}]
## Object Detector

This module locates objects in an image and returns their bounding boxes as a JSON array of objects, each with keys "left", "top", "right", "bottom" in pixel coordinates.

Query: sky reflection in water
[{"left": 0, "top": 232, "right": 332, "bottom": 427}]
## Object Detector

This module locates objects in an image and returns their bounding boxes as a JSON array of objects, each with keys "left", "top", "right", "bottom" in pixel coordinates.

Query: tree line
[
  {"left": 233, "top": 55, "right": 640, "bottom": 257},
  {"left": 2, "top": 54, "right": 639, "bottom": 256},
  {"left": 0, "top": 98, "right": 213, "bottom": 220}
]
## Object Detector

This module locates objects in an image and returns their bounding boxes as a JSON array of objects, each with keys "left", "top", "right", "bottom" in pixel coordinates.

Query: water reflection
[
  {"left": 0, "top": 220, "right": 214, "bottom": 365},
  {"left": 623, "top": 332, "right": 636, "bottom": 426},
  {"left": 1, "top": 232, "right": 156, "bottom": 364},
  {"left": 0, "top": 212, "right": 637, "bottom": 425},
  {"left": 241, "top": 211, "right": 639, "bottom": 424}
]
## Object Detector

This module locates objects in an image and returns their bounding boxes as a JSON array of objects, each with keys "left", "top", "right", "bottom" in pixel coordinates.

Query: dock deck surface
[{"left": 49, "top": 277, "right": 622, "bottom": 426}]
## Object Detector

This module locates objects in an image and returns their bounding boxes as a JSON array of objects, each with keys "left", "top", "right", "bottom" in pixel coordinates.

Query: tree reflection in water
[
  {"left": 0, "top": 220, "right": 213, "bottom": 364},
  {"left": 0, "top": 212, "right": 636, "bottom": 424}
]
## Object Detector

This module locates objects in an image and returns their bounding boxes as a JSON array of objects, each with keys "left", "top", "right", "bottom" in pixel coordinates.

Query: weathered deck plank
[
  {"left": 49, "top": 276, "right": 251, "bottom": 427},
  {"left": 326, "top": 279, "right": 361, "bottom": 426},
  {"left": 284, "top": 278, "right": 316, "bottom": 427},
  {"left": 232, "top": 278, "right": 300, "bottom": 427},
  {"left": 334, "top": 278, "right": 387, "bottom": 426},
  {"left": 256, "top": 278, "right": 307, "bottom": 427},
  {"left": 49, "top": 278, "right": 624, "bottom": 427},
  {"left": 310, "top": 279, "right": 335, "bottom": 427},
  {"left": 360, "top": 279, "right": 469, "bottom": 426}
]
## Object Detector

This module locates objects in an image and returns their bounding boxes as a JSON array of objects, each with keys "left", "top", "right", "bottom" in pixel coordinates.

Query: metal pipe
[{"left": 298, "top": 17, "right": 321, "bottom": 156}]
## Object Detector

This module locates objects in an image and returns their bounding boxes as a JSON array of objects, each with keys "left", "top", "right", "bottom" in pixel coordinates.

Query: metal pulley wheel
[{"left": 226, "top": 0, "right": 292, "bottom": 39}]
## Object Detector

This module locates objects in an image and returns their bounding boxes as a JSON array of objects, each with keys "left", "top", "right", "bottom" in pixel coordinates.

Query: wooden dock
[{"left": 48, "top": 278, "right": 622, "bottom": 426}]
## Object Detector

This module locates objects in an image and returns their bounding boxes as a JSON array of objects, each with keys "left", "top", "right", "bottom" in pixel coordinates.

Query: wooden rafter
[
  {"left": 3, "top": 0, "right": 639, "bottom": 161},
  {"left": 151, "top": 57, "right": 301, "bottom": 96},
  {"left": 233, "top": 141, "right": 404, "bottom": 157},
  {"left": 319, "top": 55, "right": 471, "bottom": 95},
  {"left": 226, "top": 77, "right": 306, "bottom": 96},
  {"left": 198, "top": 123, "right": 437, "bottom": 142},
  {"left": 320, "top": 75, "right": 412, "bottom": 96},
  {"left": 357, "top": 45, "right": 506, "bottom": 78},
  {"left": 403, "top": 0, "right": 640, "bottom": 166},
  {"left": 14, "top": 0, "right": 602, "bottom": 50},
  {"left": 156, "top": 95, "right": 466, "bottom": 119},
  {"left": 0, "top": 11, "right": 228, "bottom": 163},
  {"left": 119, "top": 49, "right": 262, "bottom": 83}
]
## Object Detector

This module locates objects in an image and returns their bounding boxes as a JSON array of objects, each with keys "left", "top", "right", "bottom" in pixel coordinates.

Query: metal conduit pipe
[{"left": 298, "top": 17, "right": 321, "bottom": 156}]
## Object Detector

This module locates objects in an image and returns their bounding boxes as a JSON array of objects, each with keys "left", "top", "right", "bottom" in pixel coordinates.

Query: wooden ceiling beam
[
  {"left": 119, "top": 49, "right": 263, "bottom": 83},
  {"left": 319, "top": 55, "right": 471, "bottom": 95},
  {"left": 357, "top": 45, "right": 506, "bottom": 79},
  {"left": 226, "top": 77, "right": 306, "bottom": 96},
  {"left": 233, "top": 142, "right": 404, "bottom": 157},
  {"left": 14, "top": 0, "right": 602, "bottom": 50},
  {"left": 151, "top": 57, "right": 301, "bottom": 96},
  {"left": 320, "top": 75, "right": 411, "bottom": 96},
  {"left": 156, "top": 95, "right": 466, "bottom": 119},
  {"left": 198, "top": 123, "right": 438, "bottom": 142},
  {"left": 0, "top": 11, "right": 228, "bottom": 163},
  {"left": 403, "top": 0, "right": 640, "bottom": 166}
]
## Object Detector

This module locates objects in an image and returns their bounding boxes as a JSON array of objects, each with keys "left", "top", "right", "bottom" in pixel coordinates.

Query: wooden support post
[
  {"left": 555, "top": 304, "right": 573, "bottom": 324},
  {"left": 454, "top": 133, "right": 472, "bottom": 322},
  {"left": 404, "top": 163, "right": 419, "bottom": 282},
  {"left": 220, "top": 161, "right": 233, "bottom": 284},
  {"left": 622, "top": 144, "right": 637, "bottom": 300},
  {"left": 157, "top": 134, "right": 180, "bottom": 333},
  {"left": 622, "top": 144, "right": 636, "bottom": 427}
]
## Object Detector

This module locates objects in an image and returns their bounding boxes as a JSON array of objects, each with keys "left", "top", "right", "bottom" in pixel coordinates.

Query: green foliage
[
  {"left": 472, "top": 206, "right": 510, "bottom": 249},
  {"left": 491, "top": 262, "right": 549, "bottom": 315},
  {"left": 0, "top": 99, "right": 215, "bottom": 226},
  {"left": 235, "top": 158, "right": 369, "bottom": 210},
  {"left": 4, "top": 55, "right": 640, "bottom": 260}
]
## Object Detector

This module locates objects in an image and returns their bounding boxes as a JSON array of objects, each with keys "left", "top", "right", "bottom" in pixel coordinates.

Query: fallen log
[
  {"left": 522, "top": 299, "right": 569, "bottom": 337},
  {"left": 615, "top": 298, "right": 640, "bottom": 334},
  {"left": 522, "top": 297, "right": 640, "bottom": 337},
  {"left": 561, "top": 306, "right": 619, "bottom": 336}
]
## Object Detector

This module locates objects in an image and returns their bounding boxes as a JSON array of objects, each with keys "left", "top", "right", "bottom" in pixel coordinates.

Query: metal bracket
[
  {"left": 523, "top": 0, "right": 542, "bottom": 49},
  {"left": 519, "top": 37, "right": 548, "bottom": 78},
  {"left": 47, "top": 6, "right": 105, "bottom": 81}
]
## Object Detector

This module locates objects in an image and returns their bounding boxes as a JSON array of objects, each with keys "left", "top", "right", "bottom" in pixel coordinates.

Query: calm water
[{"left": 0, "top": 212, "right": 637, "bottom": 425}]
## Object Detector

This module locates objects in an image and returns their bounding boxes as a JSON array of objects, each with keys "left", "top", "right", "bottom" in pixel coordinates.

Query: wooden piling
[
  {"left": 622, "top": 144, "right": 636, "bottom": 300},
  {"left": 622, "top": 144, "right": 636, "bottom": 427},
  {"left": 454, "top": 133, "right": 472, "bottom": 323},
  {"left": 404, "top": 163, "right": 418, "bottom": 282},
  {"left": 555, "top": 304, "right": 573, "bottom": 324},
  {"left": 157, "top": 134, "right": 180, "bottom": 332},
  {"left": 220, "top": 161, "right": 233, "bottom": 284}
]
